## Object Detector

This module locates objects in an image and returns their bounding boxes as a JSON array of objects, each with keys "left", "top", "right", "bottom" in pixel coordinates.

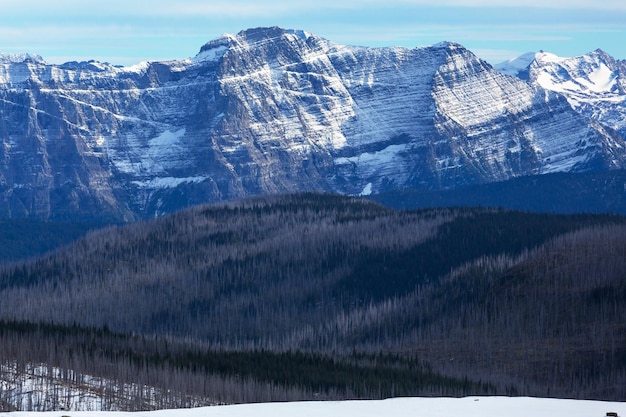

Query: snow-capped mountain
[
  {"left": 496, "top": 49, "right": 626, "bottom": 138},
  {"left": 1, "top": 27, "right": 624, "bottom": 220}
]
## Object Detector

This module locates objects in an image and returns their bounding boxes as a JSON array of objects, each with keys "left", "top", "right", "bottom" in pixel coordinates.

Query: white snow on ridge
[
  {"left": 7, "top": 396, "right": 626, "bottom": 417},
  {"left": 494, "top": 52, "right": 538, "bottom": 76},
  {"left": 285, "top": 29, "right": 312, "bottom": 41},
  {"left": 534, "top": 51, "right": 568, "bottom": 65},
  {"left": 535, "top": 63, "right": 617, "bottom": 98},
  {"left": 123, "top": 61, "right": 151, "bottom": 74},
  {"left": 192, "top": 46, "right": 228, "bottom": 64},
  {"left": 0, "top": 52, "right": 45, "bottom": 64}
]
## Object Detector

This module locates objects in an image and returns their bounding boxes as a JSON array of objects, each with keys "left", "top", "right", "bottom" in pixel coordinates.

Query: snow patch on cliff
[
  {"left": 149, "top": 129, "right": 186, "bottom": 147},
  {"left": 494, "top": 52, "right": 537, "bottom": 76},
  {"left": 132, "top": 176, "right": 207, "bottom": 189}
]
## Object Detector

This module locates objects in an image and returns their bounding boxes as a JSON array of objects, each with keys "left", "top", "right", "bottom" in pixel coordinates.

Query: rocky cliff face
[{"left": 1, "top": 27, "right": 624, "bottom": 220}]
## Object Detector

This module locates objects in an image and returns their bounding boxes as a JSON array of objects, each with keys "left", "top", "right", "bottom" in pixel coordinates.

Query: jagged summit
[
  {"left": 0, "top": 28, "right": 624, "bottom": 220},
  {"left": 198, "top": 27, "right": 316, "bottom": 51},
  {"left": 197, "top": 33, "right": 236, "bottom": 54},
  {"left": 431, "top": 41, "right": 465, "bottom": 50},
  {"left": 285, "top": 28, "right": 312, "bottom": 41},
  {"left": 235, "top": 26, "right": 295, "bottom": 43},
  {"left": 59, "top": 59, "right": 118, "bottom": 72}
]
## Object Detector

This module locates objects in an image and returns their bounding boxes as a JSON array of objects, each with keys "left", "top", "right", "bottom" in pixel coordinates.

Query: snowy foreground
[{"left": 7, "top": 397, "right": 626, "bottom": 417}]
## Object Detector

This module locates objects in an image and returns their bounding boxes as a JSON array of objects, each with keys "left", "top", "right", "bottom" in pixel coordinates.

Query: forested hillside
[{"left": 1, "top": 193, "right": 625, "bottom": 408}]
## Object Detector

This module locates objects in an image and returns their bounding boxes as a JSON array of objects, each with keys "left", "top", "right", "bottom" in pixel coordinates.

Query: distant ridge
[{"left": 369, "top": 170, "right": 626, "bottom": 214}]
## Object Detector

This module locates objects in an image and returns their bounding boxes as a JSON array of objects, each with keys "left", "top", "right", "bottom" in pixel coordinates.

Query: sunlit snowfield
[{"left": 8, "top": 397, "right": 626, "bottom": 417}]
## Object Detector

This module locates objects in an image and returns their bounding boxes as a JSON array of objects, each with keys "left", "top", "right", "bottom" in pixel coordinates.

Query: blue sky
[{"left": 0, "top": 0, "right": 624, "bottom": 66}]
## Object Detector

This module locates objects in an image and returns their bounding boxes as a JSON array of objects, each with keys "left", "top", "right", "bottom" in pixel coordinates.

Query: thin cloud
[
  {"left": 392, "top": 0, "right": 626, "bottom": 9},
  {"left": 2, "top": 0, "right": 623, "bottom": 19},
  {"left": 471, "top": 48, "right": 528, "bottom": 63},
  {"left": 318, "top": 21, "right": 598, "bottom": 45}
]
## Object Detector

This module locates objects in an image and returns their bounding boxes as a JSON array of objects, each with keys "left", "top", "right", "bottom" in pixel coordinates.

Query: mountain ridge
[{"left": 1, "top": 26, "right": 624, "bottom": 220}]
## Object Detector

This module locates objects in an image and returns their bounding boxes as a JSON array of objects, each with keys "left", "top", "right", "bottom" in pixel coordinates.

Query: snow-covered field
[{"left": 6, "top": 397, "right": 626, "bottom": 417}]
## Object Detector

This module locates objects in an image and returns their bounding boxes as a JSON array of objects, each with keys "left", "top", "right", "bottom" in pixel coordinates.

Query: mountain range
[{"left": 1, "top": 26, "right": 625, "bottom": 221}]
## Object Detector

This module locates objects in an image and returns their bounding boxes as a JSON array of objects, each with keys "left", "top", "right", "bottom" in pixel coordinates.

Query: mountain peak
[
  {"left": 586, "top": 48, "right": 617, "bottom": 65},
  {"left": 285, "top": 28, "right": 312, "bottom": 41},
  {"left": 236, "top": 26, "right": 287, "bottom": 41},
  {"left": 196, "top": 27, "right": 318, "bottom": 60},
  {"left": 197, "top": 33, "right": 236, "bottom": 55},
  {"left": 233, "top": 26, "right": 323, "bottom": 48},
  {"left": 0, "top": 52, "right": 45, "bottom": 64},
  {"left": 432, "top": 41, "right": 465, "bottom": 51},
  {"left": 494, "top": 52, "right": 538, "bottom": 77}
]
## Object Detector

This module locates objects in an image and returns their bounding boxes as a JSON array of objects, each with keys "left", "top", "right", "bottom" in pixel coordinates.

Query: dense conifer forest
[{"left": 1, "top": 193, "right": 625, "bottom": 408}]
